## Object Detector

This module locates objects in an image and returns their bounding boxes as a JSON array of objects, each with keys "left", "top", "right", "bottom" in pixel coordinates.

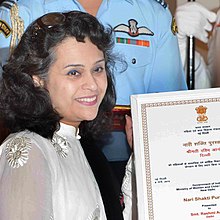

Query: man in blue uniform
[{"left": 0, "top": 0, "right": 187, "bottom": 184}]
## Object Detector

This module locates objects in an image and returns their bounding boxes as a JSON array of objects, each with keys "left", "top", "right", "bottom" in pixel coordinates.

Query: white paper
[{"left": 131, "top": 88, "right": 220, "bottom": 220}]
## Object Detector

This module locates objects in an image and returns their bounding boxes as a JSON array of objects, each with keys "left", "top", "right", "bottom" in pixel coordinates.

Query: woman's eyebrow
[
  {"left": 64, "top": 59, "right": 105, "bottom": 69},
  {"left": 64, "top": 64, "right": 84, "bottom": 69},
  {"left": 95, "top": 59, "right": 105, "bottom": 64}
]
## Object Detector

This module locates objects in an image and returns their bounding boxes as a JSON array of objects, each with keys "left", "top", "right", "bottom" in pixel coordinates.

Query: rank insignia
[
  {"left": 171, "top": 17, "right": 178, "bottom": 35},
  {"left": 0, "top": 19, "right": 11, "bottom": 38},
  {"left": 114, "top": 19, "right": 154, "bottom": 37}
]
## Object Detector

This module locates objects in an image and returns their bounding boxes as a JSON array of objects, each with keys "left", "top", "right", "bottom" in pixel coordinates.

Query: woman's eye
[
  {"left": 94, "top": 66, "right": 104, "bottom": 73},
  {"left": 67, "top": 70, "right": 80, "bottom": 76}
]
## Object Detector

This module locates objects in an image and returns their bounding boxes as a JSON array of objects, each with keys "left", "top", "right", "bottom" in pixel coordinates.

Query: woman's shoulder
[
  {"left": 0, "top": 130, "right": 53, "bottom": 169},
  {"left": 3, "top": 130, "right": 46, "bottom": 146}
]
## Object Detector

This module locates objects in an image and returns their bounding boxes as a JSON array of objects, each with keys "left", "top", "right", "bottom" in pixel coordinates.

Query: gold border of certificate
[{"left": 131, "top": 88, "right": 220, "bottom": 220}]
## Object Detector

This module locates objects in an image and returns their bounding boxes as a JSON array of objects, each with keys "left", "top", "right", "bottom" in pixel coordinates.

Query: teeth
[{"left": 77, "top": 96, "right": 96, "bottom": 102}]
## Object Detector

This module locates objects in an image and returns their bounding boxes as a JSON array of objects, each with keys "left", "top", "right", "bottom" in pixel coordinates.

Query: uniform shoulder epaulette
[
  {"left": 154, "top": 0, "right": 167, "bottom": 9},
  {"left": 0, "top": 0, "right": 17, "bottom": 9},
  {"left": 0, "top": 0, "right": 24, "bottom": 54}
]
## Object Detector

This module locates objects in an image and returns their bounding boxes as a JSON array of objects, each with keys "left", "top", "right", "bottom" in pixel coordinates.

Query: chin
[{"left": 83, "top": 113, "right": 98, "bottom": 121}]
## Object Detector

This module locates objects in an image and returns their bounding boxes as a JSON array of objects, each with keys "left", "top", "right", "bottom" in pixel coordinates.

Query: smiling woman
[
  {"left": 0, "top": 11, "right": 133, "bottom": 219},
  {"left": 44, "top": 37, "right": 108, "bottom": 128}
]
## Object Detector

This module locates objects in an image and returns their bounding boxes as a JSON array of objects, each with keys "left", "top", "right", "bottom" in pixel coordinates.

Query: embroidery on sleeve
[{"left": 5, "top": 136, "right": 32, "bottom": 168}]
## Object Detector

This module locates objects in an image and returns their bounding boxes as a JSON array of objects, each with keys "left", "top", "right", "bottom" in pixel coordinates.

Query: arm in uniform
[
  {"left": 0, "top": 0, "right": 45, "bottom": 76},
  {"left": 208, "top": 8, "right": 220, "bottom": 87},
  {"left": 146, "top": 0, "right": 187, "bottom": 93},
  {"left": 0, "top": 0, "right": 18, "bottom": 75}
]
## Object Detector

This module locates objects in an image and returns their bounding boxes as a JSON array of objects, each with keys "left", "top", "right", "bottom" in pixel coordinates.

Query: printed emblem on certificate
[{"left": 131, "top": 88, "right": 220, "bottom": 220}]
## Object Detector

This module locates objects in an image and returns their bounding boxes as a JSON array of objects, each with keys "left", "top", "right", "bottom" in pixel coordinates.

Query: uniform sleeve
[
  {"left": 0, "top": 137, "right": 53, "bottom": 219},
  {"left": 0, "top": 2, "right": 13, "bottom": 74},
  {"left": 208, "top": 9, "right": 220, "bottom": 87},
  {"left": 0, "top": 0, "right": 45, "bottom": 76},
  {"left": 147, "top": 6, "right": 188, "bottom": 92}
]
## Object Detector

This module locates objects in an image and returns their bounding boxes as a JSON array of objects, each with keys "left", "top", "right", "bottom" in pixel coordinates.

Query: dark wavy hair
[{"left": 0, "top": 11, "right": 116, "bottom": 139}]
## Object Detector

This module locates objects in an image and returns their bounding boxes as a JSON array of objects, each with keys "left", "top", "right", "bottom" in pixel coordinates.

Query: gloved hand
[{"left": 175, "top": 2, "right": 217, "bottom": 67}]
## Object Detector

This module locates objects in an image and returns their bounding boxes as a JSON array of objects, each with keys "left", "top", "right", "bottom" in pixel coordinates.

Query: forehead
[
  {"left": 56, "top": 37, "right": 101, "bottom": 52},
  {"left": 52, "top": 37, "right": 104, "bottom": 65}
]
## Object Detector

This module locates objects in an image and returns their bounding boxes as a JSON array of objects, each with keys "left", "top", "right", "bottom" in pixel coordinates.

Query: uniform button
[{"left": 132, "top": 58, "right": 136, "bottom": 64}]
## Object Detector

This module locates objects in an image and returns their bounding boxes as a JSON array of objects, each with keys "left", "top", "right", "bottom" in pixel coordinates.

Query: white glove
[{"left": 175, "top": 2, "right": 217, "bottom": 67}]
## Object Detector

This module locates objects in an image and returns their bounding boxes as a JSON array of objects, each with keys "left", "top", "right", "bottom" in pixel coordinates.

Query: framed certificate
[{"left": 131, "top": 88, "right": 220, "bottom": 220}]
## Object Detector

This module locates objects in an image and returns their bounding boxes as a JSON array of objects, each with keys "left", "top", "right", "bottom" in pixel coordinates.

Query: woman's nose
[{"left": 82, "top": 73, "right": 98, "bottom": 91}]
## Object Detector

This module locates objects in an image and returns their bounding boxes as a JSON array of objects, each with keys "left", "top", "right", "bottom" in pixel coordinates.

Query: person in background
[
  {"left": 175, "top": 1, "right": 217, "bottom": 89},
  {"left": 0, "top": 0, "right": 187, "bottom": 185},
  {"left": 0, "top": 11, "right": 134, "bottom": 219},
  {"left": 208, "top": 8, "right": 220, "bottom": 88}
]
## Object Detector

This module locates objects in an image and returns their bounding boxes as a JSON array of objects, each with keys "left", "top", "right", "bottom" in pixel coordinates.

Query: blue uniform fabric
[{"left": 0, "top": 0, "right": 187, "bottom": 161}]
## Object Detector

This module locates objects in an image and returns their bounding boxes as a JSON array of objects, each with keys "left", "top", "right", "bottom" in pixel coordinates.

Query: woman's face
[{"left": 45, "top": 37, "right": 107, "bottom": 127}]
